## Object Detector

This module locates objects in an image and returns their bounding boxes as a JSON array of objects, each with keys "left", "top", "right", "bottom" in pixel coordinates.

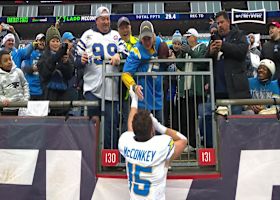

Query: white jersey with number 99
[{"left": 76, "top": 29, "right": 125, "bottom": 101}]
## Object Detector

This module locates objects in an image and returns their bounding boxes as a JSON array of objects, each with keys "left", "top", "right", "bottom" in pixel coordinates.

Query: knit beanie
[
  {"left": 259, "top": 59, "right": 275, "bottom": 76},
  {"left": 1, "top": 33, "right": 15, "bottom": 46},
  {"left": 172, "top": 30, "right": 182, "bottom": 44},
  {"left": 46, "top": 25, "right": 61, "bottom": 45}
]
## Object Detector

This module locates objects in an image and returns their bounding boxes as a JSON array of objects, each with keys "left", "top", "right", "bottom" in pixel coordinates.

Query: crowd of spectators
[{"left": 0, "top": 7, "right": 279, "bottom": 149}]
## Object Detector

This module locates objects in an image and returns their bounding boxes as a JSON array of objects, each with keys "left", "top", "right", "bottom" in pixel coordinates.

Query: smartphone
[
  {"left": 1, "top": 23, "right": 10, "bottom": 30},
  {"left": 61, "top": 42, "right": 68, "bottom": 55},
  {"left": 211, "top": 32, "right": 221, "bottom": 41}
]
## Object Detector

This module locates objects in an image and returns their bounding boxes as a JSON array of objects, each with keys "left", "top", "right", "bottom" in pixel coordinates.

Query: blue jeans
[
  {"left": 84, "top": 92, "right": 119, "bottom": 149},
  {"left": 198, "top": 102, "right": 213, "bottom": 147}
]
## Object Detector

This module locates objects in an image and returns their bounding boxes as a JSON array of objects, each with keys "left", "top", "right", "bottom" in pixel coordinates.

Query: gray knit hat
[
  {"left": 46, "top": 25, "right": 61, "bottom": 45},
  {"left": 172, "top": 30, "right": 182, "bottom": 44}
]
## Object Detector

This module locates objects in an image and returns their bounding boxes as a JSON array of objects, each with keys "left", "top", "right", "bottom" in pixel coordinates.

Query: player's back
[{"left": 118, "top": 131, "right": 175, "bottom": 200}]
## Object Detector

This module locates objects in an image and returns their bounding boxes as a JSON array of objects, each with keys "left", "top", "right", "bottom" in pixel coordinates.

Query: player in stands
[
  {"left": 118, "top": 86, "right": 187, "bottom": 200},
  {"left": 76, "top": 6, "right": 128, "bottom": 149}
]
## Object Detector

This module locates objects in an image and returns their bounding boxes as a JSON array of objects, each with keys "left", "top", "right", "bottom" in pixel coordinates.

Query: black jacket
[
  {"left": 261, "top": 39, "right": 280, "bottom": 80},
  {"left": 206, "top": 26, "right": 250, "bottom": 99},
  {"left": 37, "top": 47, "right": 74, "bottom": 100}
]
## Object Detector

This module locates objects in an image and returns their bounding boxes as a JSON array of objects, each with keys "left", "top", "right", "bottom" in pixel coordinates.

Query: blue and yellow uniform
[
  {"left": 124, "top": 35, "right": 138, "bottom": 52},
  {"left": 122, "top": 36, "right": 163, "bottom": 110}
]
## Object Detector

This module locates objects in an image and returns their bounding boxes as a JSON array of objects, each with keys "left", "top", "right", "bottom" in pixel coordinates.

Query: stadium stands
[{"left": 0, "top": 1, "right": 278, "bottom": 39}]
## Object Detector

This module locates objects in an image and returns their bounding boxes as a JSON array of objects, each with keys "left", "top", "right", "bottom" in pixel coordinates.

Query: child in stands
[{"left": 0, "top": 50, "right": 29, "bottom": 115}]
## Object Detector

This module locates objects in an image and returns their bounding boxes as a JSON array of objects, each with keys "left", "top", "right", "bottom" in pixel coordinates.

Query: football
[{"left": 158, "top": 42, "right": 169, "bottom": 59}]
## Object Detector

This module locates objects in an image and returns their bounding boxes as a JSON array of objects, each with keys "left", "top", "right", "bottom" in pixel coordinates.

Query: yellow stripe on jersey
[
  {"left": 131, "top": 47, "right": 141, "bottom": 59},
  {"left": 168, "top": 139, "right": 174, "bottom": 152},
  {"left": 122, "top": 72, "right": 136, "bottom": 89}
]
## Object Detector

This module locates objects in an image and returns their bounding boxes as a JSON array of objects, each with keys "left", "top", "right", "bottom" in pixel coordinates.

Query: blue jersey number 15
[
  {"left": 127, "top": 162, "right": 152, "bottom": 196},
  {"left": 92, "top": 43, "right": 117, "bottom": 65}
]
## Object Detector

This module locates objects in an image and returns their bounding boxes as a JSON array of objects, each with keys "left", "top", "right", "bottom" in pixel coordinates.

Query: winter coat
[
  {"left": 37, "top": 48, "right": 74, "bottom": 100},
  {"left": 206, "top": 26, "right": 250, "bottom": 99}
]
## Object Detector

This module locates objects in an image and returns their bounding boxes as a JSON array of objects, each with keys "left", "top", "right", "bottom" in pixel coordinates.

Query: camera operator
[
  {"left": 37, "top": 26, "right": 74, "bottom": 115},
  {"left": 261, "top": 21, "right": 280, "bottom": 84},
  {"left": 205, "top": 11, "right": 250, "bottom": 114}
]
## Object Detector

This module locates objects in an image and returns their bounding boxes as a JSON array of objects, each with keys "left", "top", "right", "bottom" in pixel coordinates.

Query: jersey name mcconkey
[
  {"left": 118, "top": 131, "right": 175, "bottom": 200},
  {"left": 123, "top": 147, "right": 156, "bottom": 162}
]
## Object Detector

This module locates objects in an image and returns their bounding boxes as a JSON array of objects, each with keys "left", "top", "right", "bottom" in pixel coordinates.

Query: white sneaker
[{"left": 184, "top": 145, "right": 195, "bottom": 153}]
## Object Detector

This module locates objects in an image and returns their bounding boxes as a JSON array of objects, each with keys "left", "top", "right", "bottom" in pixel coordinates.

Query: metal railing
[
  {"left": 216, "top": 98, "right": 280, "bottom": 106},
  {"left": 0, "top": 100, "right": 99, "bottom": 117},
  {"left": 0, "top": 100, "right": 99, "bottom": 108},
  {"left": 100, "top": 58, "right": 219, "bottom": 173},
  {"left": 216, "top": 99, "right": 280, "bottom": 115}
]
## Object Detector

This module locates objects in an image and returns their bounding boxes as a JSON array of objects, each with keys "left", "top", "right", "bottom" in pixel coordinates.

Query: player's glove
[
  {"left": 150, "top": 113, "right": 167, "bottom": 134},
  {"left": 129, "top": 85, "right": 138, "bottom": 109}
]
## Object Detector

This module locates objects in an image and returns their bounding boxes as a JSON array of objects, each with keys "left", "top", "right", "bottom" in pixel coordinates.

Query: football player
[{"left": 118, "top": 86, "right": 187, "bottom": 200}]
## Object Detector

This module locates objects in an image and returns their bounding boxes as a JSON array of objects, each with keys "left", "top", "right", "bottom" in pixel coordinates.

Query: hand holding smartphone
[{"left": 1, "top": 23, "right": 10, "bottom": 30}]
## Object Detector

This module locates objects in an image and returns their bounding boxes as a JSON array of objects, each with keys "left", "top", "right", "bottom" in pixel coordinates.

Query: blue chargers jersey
[{"left": 123, "top": 36, "right": 164, "bottom": 110}]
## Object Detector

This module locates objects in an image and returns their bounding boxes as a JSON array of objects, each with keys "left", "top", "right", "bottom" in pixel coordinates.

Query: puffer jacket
[{"left": 0, "top": 65, "right": 30, "bottom": 102}]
